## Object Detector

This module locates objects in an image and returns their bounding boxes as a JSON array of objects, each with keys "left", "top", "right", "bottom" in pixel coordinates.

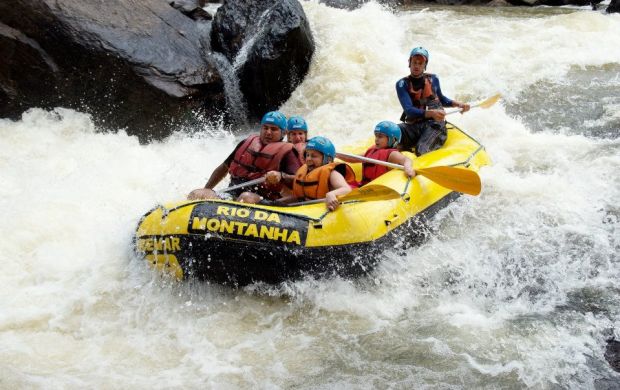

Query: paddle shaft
[
  {"left": 445, "top": 102, "right": 483, "bottom": 116},
  {"left": 337, "top": 152, "right": 403, "bottom": 170},
  {"left": 444, "top": 93, "right": 501, "bottom": 115},
  {"left": 290, "top": 198, "right": 342, "bottom": 206},
  {"left": 219, "top": 177, "right": 266, "bottom": 193},
  {"left": 336, "top": 152, "right": 481, "bottom": 196}
]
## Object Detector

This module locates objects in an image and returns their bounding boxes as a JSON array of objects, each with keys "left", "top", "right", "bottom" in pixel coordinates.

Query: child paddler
[
  {"left": 268, "top": 136, "right": 356, "bottom": 211},
  {"left": 339, "top": 121, "right": 415, "bottom": 185}
]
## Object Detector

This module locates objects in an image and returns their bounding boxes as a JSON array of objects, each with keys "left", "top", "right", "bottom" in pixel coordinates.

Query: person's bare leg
[
  {"left": 236, "top": 192, "right": 262, "bottom": 204},
  {"left": 187, "top": 188, "right": 219, "bottom": 200}
]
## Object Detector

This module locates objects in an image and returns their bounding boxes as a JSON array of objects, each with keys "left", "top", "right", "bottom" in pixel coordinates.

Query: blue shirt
[{"left": 396, "top": 74, "right": 453, "bottom": 120}]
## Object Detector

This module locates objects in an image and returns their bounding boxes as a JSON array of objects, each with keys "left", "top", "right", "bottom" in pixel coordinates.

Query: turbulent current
[{"left": 1, "top": 1, "right": 619, "bottom": 388}]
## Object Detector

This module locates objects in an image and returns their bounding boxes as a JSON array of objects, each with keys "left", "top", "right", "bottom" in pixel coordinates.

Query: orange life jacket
[
  {"left": 361, "top": 147, "right": 397, "bottom": 185},
  {"left": 406, "top": 73, "right": 440, "bottom": 111},
  {"left": 228, "top": 135, "right": 295, "bottom": 180},
  {"left": 292, "top": 162, "right": 356, "bottom": 200}
]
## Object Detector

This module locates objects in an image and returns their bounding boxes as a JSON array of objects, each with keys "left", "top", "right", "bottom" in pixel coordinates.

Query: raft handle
[{"left": 385, "top": 214, "right": 399, "bottom": 226}]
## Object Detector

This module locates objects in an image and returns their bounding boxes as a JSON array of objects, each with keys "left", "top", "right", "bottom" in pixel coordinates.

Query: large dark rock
[
  {"left": 606, "top": 339, "right": 620, "bottom": 372},
  {"left": 318, "top": 0, "right": 371, "bottom": 9},
  {"left": 169, "top": 0, "right": 213, "bottom": 21},
  {"left": 0, "top": 0, "right": 225, "bottom": 140},
  {"left": 0, "top": 22, "right": 60, "bottom": 119},
  {"left": 211, "top": 0, "right": 314, "bottom": 118},
  {"left": 608, "top": 0, "right": 620, "bottom": 12}
]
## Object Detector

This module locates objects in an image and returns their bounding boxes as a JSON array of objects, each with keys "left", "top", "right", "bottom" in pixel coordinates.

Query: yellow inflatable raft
[{"left": 134, "top": 122, "right": 490, "bottom": 285}]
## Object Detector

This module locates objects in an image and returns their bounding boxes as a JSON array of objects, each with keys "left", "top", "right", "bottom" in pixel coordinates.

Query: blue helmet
[
  {"left": 261, "top": 111, "right": 287, "bottom": 132},
  {"left": 374, "top": 121, "right": 401, "bottom": 148},
  {"left": 409, "top": 46, "right": 429, "bottom": 64},
  {"left": 287, "top": 116, "right": 308, "bottom": 132},
  {"left": 305, "top": 136, "right": 336, "bottom": 165}
]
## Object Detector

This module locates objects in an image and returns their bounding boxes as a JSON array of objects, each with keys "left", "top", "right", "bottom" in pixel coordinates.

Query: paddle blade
[
  {"left": 477, "top": 93, "right": 501, "bottom": 109},
  {"left": 415, "top": 166, "right": 481, "bottom": 196},
  {"left": 446, "top": 93, "right": 502, "bottom": 115},
  {"left": 289, "top": 185, "right": 401, "bottom": 206},
  {"left": 340, "top": 185, "right": 401, "bottom": 202}
]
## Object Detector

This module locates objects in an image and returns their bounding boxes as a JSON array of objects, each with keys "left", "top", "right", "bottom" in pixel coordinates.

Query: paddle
[
  {"left": 336, "top": 152, "right": 481, "bottom": 196},
  {"left": 445, "top": 93, "right": 501, "bottom": 115},
  {"left": 219, "top": 177, "right": 266, "bottom": 193},
  {"left": 289, "top": 185, "right": 401, "bottom": 206}
]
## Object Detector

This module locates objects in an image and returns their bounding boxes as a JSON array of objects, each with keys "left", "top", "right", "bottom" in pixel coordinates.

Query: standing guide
[{"left": 395, "top": 46, "right": 470, "bottom": 155}]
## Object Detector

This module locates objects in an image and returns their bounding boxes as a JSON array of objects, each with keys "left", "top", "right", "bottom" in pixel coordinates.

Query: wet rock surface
[
  {"left": 170, "top": 0, "right": 213, "bottom": 20},
  {"left": 606, "top": 339, "right": 620, "bottom": 373},
  {"left": 211, "top": 0, "right": 314, "bottom": 118},
  {"left": 0, "top": 0, "right": 224, "bottom": 140},
  {"left": 0, "top": 0, "right": 314, "bottom": 140}
]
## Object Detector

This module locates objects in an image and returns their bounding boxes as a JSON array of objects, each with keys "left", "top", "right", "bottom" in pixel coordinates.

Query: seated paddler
[
  {"left": 286, "top": 115, "right": 308, "bottom": 164},
  {"left": 270, "top": 136, "right": 356, "bottom": 211},
  {"left": 338, "top": 120, "right": 415, "bottom": 185},
  {"left": 187, "top": 111, "right": 302, "bottom": 202}
]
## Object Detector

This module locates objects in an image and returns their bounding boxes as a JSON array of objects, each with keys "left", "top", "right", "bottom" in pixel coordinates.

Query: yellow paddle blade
[
  {"left": 446, "top": 93, "right": 501, "bottom": 115},
  {"left": 415, "top": 166, "right": 482, "bottom": 196},
  {"left": 289, "top": 185, "right": 401, "bottom": 206},
  {"left": 477, "top": 93, "right": 501, "bottom": 109},
  {"left": 340, "top": 185, "right": 401, "bottom": 203}
]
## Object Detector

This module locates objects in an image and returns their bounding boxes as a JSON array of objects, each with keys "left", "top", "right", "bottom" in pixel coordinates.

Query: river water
[{"left": 1, "top": 1, "right": 619, "bottom": 388}]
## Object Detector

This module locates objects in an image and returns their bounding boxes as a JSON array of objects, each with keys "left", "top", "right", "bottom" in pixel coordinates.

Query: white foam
[{"left": 2, "top": 3, "right": 620, "bottom": 387}]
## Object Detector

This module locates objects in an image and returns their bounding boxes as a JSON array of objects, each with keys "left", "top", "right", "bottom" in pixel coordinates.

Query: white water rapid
[{"left": 1, "top": 1, "right": 619, "bottom": 388}]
